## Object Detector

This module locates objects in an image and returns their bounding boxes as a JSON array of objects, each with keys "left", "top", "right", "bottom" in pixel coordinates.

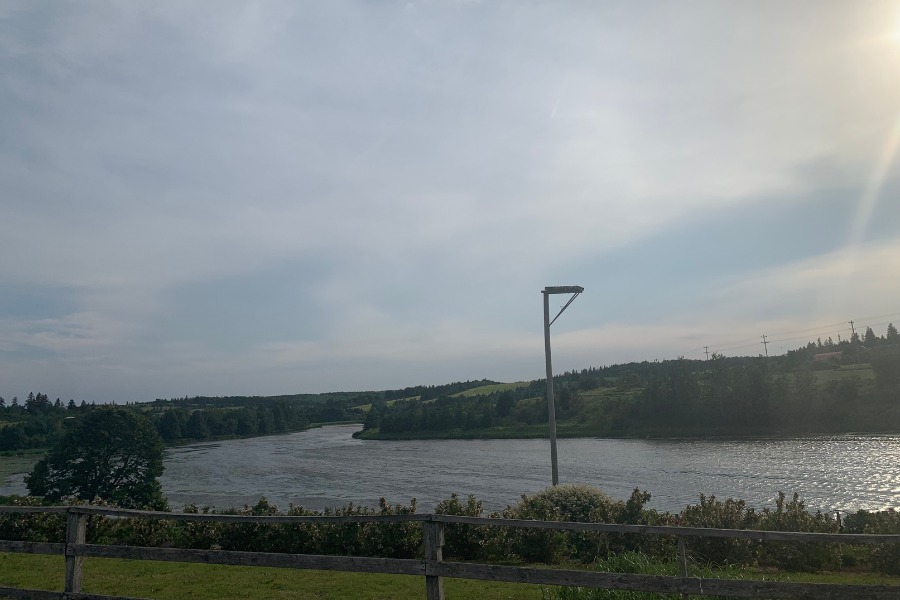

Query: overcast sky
[{"left": 2, "top": 1, "right": 900, "bottom": 403}]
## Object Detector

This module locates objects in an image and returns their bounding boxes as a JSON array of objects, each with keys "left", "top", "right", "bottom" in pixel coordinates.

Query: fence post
[
  {"left": 423, "top": 520, "right": 445, "bottom": 600},
  {"left": 65, "top": 509, "right": 87, "bottom": 593},
  {"left": 678, "top": 535, "right": 690, "bottom": 600}
]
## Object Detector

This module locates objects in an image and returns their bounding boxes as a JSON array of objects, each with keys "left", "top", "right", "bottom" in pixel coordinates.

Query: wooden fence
[{"left": 2, "top": 505, "right": 900, "bottom": 599}]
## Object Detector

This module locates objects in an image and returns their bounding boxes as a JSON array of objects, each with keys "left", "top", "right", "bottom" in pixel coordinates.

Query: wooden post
[
  {"left": 65, "top": 509, "right": 87, "bottom": 593},
  {"left": 678, "top": 536, "right": 689, "bottom": 600},
  {"left": 423, "top": 520, "right": 445, "bottom": 600}
]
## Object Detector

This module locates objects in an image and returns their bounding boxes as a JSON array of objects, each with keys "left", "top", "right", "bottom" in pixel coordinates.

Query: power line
[{"left": 670, "top": 313, "right": 900, "bottom": 362}]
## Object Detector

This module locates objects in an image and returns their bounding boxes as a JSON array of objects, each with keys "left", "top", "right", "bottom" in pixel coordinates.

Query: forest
[
  {"left": 0, "top": 394, "right": 357, "bottom": 451},
  {"left": 360, "top": 324, "right": 900, "bottom": 439}
]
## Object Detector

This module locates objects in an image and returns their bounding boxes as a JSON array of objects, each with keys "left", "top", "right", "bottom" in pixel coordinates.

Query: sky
[{"left": 2, "top": 1, "right": 900, "bottom": 404}]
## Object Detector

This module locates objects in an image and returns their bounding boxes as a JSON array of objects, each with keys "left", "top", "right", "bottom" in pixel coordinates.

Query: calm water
[{"left": 3, "top": 425, "right": 900, "bottom": 513}]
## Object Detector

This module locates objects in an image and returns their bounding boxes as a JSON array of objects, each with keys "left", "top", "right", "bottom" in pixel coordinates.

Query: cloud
[{"left": 2, "top": 1, "right": 900, "bottom": 401}]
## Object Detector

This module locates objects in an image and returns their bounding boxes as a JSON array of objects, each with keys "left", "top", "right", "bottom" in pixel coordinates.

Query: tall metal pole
[
  {"left": 541, "top": 285, "right": 583, "bottom": 487},
  {"left": 543, "top": 291, "right": 559, "bottom": 486}
]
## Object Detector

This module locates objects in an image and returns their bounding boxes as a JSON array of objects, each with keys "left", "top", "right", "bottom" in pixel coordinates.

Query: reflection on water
[{"left": 3, "top": 425, "right": 899, "bottom": 513}]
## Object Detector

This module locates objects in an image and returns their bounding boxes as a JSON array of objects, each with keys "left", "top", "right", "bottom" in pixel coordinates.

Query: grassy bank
[{"left": 0, "top": 450, "right": 43, "bottom": 483}]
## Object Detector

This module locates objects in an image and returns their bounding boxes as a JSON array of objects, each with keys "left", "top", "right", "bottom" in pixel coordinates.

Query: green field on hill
[{"left": 451, "top": 381, "right": 530, "bottom": 397}]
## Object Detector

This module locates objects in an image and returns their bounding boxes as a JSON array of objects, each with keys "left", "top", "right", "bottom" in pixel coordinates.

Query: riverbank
[
  {"left": 165, "top": 419, "right": 361, "bottom": 447},
  {"left": 353, "top": 424, "right": 900, "bottom": 441},
  {"left": 0, "top": 449, "right": 43, "bottom": 483}
]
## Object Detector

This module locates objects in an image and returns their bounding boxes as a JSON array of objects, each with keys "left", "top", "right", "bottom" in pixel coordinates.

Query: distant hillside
[
  {"left": 4, "top": 328, "right": 898, "bottom": 448},
  {"left": 357, "top": 331, "right": 900, "bottom": 440}
]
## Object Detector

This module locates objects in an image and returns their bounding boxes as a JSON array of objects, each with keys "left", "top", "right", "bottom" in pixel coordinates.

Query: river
[{"left": 3, "top": 425, "right": 899, "bottom": 514}]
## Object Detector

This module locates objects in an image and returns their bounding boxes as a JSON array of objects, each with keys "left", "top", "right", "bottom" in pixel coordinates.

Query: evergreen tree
[
  {"left": 887, "top": 323, "right": 899, "bottom": 344},
  {"left": 864, "top": 326, "right": 878, "bottom": 347}
]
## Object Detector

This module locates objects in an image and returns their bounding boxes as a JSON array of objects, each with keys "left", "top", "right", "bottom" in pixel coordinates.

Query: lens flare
[{"left": 848, "top": 114, "right": 900, "bottom": 246}]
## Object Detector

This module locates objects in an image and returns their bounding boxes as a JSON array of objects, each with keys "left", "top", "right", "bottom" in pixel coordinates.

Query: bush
[
  {"left": 844, "top": 508, "right": 900, "bottom": 575},
  {"left": 435, "top": 493, "right": 494, "bottom": 560},
  {"left": 503, "top": 485, "right": 640, "bottom": 563},
  {"left": 362, "top": 497, "right": 420, "bottom": 558},
  {"left": 0, "top": 496, "right": 65, "bottom": 543},
  {"left": 756, "top": 492, "right": 840, "bottom": 571},
  {"left": 679, "top": 494, "right": 759, "bottom": 566}
]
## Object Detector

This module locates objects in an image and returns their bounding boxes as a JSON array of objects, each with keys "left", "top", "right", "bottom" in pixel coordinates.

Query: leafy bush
[
  {"left": 3, "top": 490, "right": 896, "bottom": 577},
  {"left": 435, "top": 493, "right": 496, "bottom": 560},
  {"left": 208, "top": 497, "right": 420, "bottom": 558},
  {"left": 0, "top": 496, "right": 65, "bottom": 543},
  {"left": 362, "top": 497, "right": 420, "bottom": 558},
  {"left": 502, "top": 485, "right": 667, "bottom": 564},
  {"left": 844, "top": 508, "right": 900, "bottom": 574},
  {"left": 679, "top": 494, "right": 759, "bottom": 566},
  {"left": 756, "top": 492, "right": 840, "bottom": 571},
  {"left": 86, "top": 498, "right": 176, "bottom": 547}
]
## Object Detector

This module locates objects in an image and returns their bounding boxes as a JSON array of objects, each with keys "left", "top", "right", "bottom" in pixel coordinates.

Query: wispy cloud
[{"left": 2, "top": 1, "right": 899, "bottom": 401}]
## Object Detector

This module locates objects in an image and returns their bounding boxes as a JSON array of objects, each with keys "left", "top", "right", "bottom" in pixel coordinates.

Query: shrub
[
  {"left": 845, "top": 508, "right": 900, "bottom": 575},
  {"left": 435, "top": 493, "right": 493, "bottom": 560},
  {"left": 679, "top": 494, "right": 760, "bottom": 566},
  {"left": 362, "top": 497, "right": 420, "bottom": 558},
  {"left": 0, "top": 496, "right": 65, "bottom": 543},
  {"left": 503, "top": 485, "right": 624, "bottom": 563},
  {"left": 756, "top": 492, "right": 840, "bottom": 571}
]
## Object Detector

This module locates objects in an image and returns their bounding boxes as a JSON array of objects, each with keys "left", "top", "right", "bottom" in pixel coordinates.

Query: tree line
[
  {"left": 0, "top": 395, "right": 363, "bottom": 451},
  {"left": 361, "top": 326, "right": 900, "bottom": 438}
]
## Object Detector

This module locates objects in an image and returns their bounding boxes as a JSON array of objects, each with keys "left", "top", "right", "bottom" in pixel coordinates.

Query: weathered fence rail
[{"left": 2, "top": 505, "right": 899, "bottom": 600}]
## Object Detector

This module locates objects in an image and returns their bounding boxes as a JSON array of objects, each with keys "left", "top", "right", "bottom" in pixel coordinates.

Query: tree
[
  {"left": 864, "top": 326, "right": 878, "bottom": 347},
  {"left": 185, "top": 410, "right": 209, "bottom": 439},
  {"left": 495, "top": 391, "right": 514, "bottom": 418},
  {"left": 158, "top": 409, "right": 182, "bottom": 442},
  {"left": 887, "top": 323, "right": 899, "bottom": 344},
  {"left": 25, "top": 407, "right": 167, "bottom": 509}
]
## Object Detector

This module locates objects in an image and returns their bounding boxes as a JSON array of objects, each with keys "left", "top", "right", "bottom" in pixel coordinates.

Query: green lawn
[
  {"left": 0, "top": 553, "right": 544, "bottom": 600},
  {"left": 2, "top": 553, "right": 899, "bottom": 600}
]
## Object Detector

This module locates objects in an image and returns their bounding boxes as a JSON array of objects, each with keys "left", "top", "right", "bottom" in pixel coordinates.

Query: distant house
[{"left": 813, "top": 351, "right": 843, "bottom": 363}]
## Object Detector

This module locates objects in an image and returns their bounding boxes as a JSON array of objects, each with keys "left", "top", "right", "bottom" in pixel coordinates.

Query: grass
[
  {"left": 540, "top": 552, "right": 900, "bottom": 600},
  {"left": 0, "top": 450, "right": 43, "bottom": 483},
  {"left": 813, "top": 365, "right": 875, "bottom": 386},
  {"left": 0, "top": 553, "right": 545, "bottom": 600},
  {"left": 3, "top": 552, "right": 898, "bottom": 600},
  {"left": 451, "top": 382, "right": 531, "bottom": 398}
]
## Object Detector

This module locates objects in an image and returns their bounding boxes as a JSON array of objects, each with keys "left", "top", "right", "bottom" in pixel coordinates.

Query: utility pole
[
  {"left": 761, "top": 335, "right": 770, "bottom": 376},
  {"left": 704, "top": 346, "right": 710, "bottom": 361},
  {"left": 542, "top": 285, "right": 584, "bottom": 487},
  {"left": 849, "top": 320, "right": 861, "bottom": 364}
]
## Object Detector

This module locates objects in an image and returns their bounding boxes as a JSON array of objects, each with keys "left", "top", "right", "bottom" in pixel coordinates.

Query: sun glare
[{"left": 892, "top": 5, "right": 900, "bottom": 44}]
